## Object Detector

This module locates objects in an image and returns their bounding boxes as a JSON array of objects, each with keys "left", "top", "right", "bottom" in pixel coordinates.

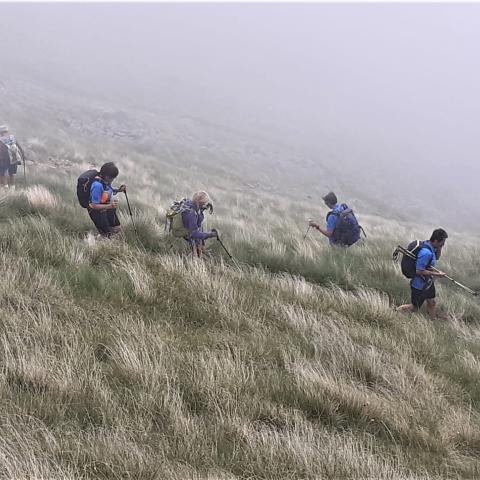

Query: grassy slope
[
  {"left": 0, "top": 158, "right": 480, "bottom": 480},
  {"left": 1, "top": 80, "right": 480, "bottom": 479}
]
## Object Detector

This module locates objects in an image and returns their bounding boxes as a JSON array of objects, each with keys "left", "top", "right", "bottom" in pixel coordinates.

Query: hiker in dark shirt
[{"left": 0, "top": 125, "right": 25, "bottom": 189}]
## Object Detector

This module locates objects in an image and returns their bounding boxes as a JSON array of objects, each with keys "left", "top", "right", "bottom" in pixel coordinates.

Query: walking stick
[
  {"left": 217, "top": 236, "right": 233, "bottom": 260},
  {"left": 22, "top": 160, "right": 27, "bottom": 188},
  {"left": 213, "top": 230, "right": 240, "bottom": 268},
  {"left": 123, "top": 190, "right": 139, "bottom": 238},
  {"left": 303, "top": 225, "right": 311, "bottom": 240}
]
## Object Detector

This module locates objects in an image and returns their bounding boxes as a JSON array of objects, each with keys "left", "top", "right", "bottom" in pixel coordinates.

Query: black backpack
[
  {"left": 327, "top": 204, "right": 362, "bottom": 246},
  {"left": 77, "top": 169, "right": 100, "bottom": 208},
  {"left": 400, "top": 240, "right": 435, "bottom": 279}
]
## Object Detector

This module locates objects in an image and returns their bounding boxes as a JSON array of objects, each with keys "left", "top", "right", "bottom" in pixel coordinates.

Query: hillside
[
  {"left": 1, "top": 78, "right": 480, "bottom": 479},
  {"left": 1, "top": 74, "right": 475, "bottom": 230}
]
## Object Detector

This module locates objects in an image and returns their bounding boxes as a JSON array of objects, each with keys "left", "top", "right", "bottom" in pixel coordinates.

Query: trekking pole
[
  {"left": 213, "top": 230, "right": 240, "bottom": 268},
  {"left": 394, "top": 245, "right": 478, "bottom": 296},
  {"left": 217, "top": 236, "right": 233, "bottom": 259},
  {"left": 123, "top": 190, "right": 139, "bottom": 238},
  {"left": 303, "top": 225, "right": 311, "bottom": 240},
  {"left": 22, "top": 160, "right": 27, "bottom": 188},
  {"left": 430, "top": 268, "right": 478, "bottom": 296}
]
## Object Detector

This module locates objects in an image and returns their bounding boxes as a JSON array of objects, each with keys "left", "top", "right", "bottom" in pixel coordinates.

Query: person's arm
[
  {"left": 182, "top": 210, "right": 216, "bottom": 240},
  {"left": 417, "top": 268, "right": 445, "bottom": 278},
  {"left": 89, "top": 202, "right": 116, "bottom": 210},
  {"left": 309, "top": 216, "right": 335, "bottom": 238},
  {"left": 88, "top": 182, "right": 115, "bottom": 210}
]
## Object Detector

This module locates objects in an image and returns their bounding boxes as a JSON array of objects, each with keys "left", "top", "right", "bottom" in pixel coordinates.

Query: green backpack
[
  {"left": 165, "top": 198, "right": 193, "bottom": 238},
  {"left": 0, "top": 140, "right": 23, "bottom": 165}
]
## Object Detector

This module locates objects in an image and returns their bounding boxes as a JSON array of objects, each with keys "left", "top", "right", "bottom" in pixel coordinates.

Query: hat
[
  {"left": 322, "top": 191, "right": 337, "bottom": 206},
  {"left": 192, "top": 191, "right": 211, "bottom": 205},
  {"left": 0, "top": 125, "right": 9, "bottom": 134}
]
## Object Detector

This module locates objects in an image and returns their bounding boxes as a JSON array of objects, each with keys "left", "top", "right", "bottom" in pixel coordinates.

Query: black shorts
[
  {"left": 0, "top": 163, "right": 18, "bottom": 176},
  {"left": 88, "top": 208, "right": 120, "bottom": 236},
  {"left": 411, "top": 284, "right": 436, "bottom": 308}
]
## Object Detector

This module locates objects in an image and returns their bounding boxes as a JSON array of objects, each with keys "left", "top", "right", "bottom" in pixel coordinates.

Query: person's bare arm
[
  {"left": 416, "top": 268, "right": 445, "bottom": 278},
  {"left": 309, "top": 221, "right": 333, "bottom": 238},
  {"left": 88, "top": 202, "right": 116, "bottom": 211}
]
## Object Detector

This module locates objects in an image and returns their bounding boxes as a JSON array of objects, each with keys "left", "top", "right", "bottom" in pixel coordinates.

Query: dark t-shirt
[{"left": 0, "top": 141, "right": 9, "bottom": 168}]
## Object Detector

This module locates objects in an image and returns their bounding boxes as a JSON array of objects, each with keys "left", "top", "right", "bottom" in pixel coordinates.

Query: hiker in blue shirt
[
  {"left": 396, "top": 229, "right": 448, "bottom": 319},
  {"left": 182, "top": 190, "right": 217, "bottom": 257},
  {"left": 308, "top": 191, "right": 361, "bottom": 246},
  {"left": 88, "top": 162, "right": 126, "bottom": 237}
]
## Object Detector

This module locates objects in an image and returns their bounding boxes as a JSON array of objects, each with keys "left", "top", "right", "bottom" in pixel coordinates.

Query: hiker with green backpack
[
  {"left": 308, "top": 191, "right": 364, "bottom": 247},
  {"left": 166, "top": 190, "right": 218, "bottom": 257},
  {"left": 395, "top": 228, "right": 448, "bottom": 318}
]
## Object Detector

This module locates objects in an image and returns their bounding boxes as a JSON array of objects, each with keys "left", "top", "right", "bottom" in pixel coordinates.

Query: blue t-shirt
[
  {"left": 326, "top": 203, "right": 348, "bottom": 245},
  {"left": 411, "top": 241, "right": 437, "bottom": 290},
  {"left": 90, "top": 180, "right": 113, "bottom": 205}
]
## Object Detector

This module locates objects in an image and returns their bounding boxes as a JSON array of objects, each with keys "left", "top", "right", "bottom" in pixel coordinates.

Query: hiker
[
  {"left": 308, "top": 191, "right": 362, "bottom": 247},
  {"left": 0, "top": 125, "right": 25, "bottom": 189},
  {"left": 396, "top": 228, "right": 448, "bottom": 318},
  {"left": 86, "top": 162, "right": 126, "bottom": 238},
  {"left": 182, "top": 191, "right": 218, "bottom": 257}
]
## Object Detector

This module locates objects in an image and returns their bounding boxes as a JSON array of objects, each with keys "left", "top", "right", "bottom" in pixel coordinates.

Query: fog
[{"left": 2, "top": 3, "right": 480, "bottom": 229}]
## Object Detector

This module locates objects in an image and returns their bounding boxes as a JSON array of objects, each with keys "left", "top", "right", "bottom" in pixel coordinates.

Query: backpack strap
[
  {"left": 419, "top": 241, "right": 435, "bottom": 269},
  {"left": 93, "top": 176, "right": 109, "bottom": 190}
]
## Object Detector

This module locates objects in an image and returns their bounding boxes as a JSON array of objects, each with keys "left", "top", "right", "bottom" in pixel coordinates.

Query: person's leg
[
  {"left": 425, "top": 285, "right": 437, "bottom": 319},
  {"left": 107, "top": 209, "right": 121, "bottom": 235},
  {"left": 183, "top": 237, "right": 196, "bottom": 256},
  {"left": 88, "top": 209, "right": 112, "bottom": 237},
  {"left": 426, "top": 299, "right": 437, "bottom": 319},
  {"left": 396, "top": 303, "right": 418, "bottom": 314},
  {"left": 8, "top": 165, "right": 17, "bottom": 188},
  {"left": 396, "top": 287, "right": 423, "bottom": 314},
  {"left": 0, "top": 166, "right": 8, "bottom": 187}
]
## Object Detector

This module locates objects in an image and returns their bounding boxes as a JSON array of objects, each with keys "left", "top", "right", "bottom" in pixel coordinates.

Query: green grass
[
  {"left": 0, "top": 89, "right": 479, "bottom": 479},
  {"left": 0, "top": 164, "right": 479, "bottom": 480}
]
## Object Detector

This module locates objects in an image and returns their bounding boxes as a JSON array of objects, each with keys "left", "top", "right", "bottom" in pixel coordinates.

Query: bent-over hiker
[
  {"left": 308, "top": 191, "right": 362, "bottom": 247},
  {"left": 396, "top": 228, "right": 448, "bottom": 319},
  {"left": 0, "top": 125, "right": 25, "bottom": 189},
  {"left": 77, "top": 162, "right": 126, "bottom": 238},
  {"left": 182, "top": 191, "right": 218, "bottom": 257}
]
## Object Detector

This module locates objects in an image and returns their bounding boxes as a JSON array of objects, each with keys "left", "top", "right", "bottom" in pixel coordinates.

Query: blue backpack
[{"left": 327, "top": 204, "right": 362, "bottom": 246}]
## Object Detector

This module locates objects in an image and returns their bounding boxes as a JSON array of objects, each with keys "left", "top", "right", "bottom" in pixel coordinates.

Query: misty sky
[{"left": 3, "top": 3, "right": 480, "bottom": 211}]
